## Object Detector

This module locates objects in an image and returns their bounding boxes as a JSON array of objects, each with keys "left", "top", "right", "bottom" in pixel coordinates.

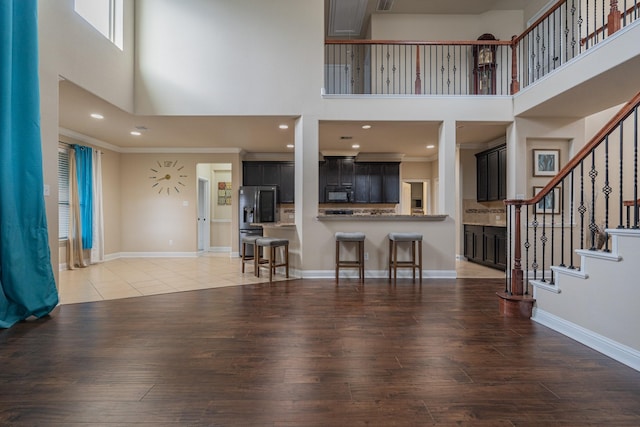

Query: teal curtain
[
  {"left": 0, "top": 0, "right": 59, "bottom": 328},
  {"left": 73, "top": 145, "right": 93, "bottom": 249}
]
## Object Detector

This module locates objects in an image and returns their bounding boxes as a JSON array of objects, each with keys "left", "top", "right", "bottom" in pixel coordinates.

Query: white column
[
  {"left": 438, "top": 120, "right": 456, "bottom": 216},
  {"left": 294, "top": 115, "right": 319, "bottom": 274}
]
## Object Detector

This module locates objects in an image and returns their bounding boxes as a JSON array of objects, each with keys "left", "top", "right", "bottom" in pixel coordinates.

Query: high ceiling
[{"left": 58, "top": 1, "right": 518, "bottom": 158}]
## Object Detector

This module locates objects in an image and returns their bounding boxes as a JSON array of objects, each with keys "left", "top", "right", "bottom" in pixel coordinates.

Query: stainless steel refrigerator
[{"left": 238, "top": 185, "right": 278, "bottom": 257}]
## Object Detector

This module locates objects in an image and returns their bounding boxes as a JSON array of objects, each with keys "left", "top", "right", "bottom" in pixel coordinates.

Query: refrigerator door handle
[{"left": 254, "top": 191, "right": 260, "bottom": 223}]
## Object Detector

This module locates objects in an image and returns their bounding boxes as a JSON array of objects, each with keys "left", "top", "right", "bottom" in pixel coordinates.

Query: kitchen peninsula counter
[
  {"left": 317, "top": 214, "right": 448, "bottom": 222},
  {"left": 252, "top": 222, "right": 296, "bottom": 228}
]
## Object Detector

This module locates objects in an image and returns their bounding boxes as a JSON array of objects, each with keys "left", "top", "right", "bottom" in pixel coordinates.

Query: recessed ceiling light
[
  {"left": 286, "top": 144, "right": 294, "bottom": 149},
  {"left": 130, "top": 131, "right": 142, "bottom": 136},
  {"left": 426, "top": 145, "right": 435, "bottom": 149},
  {"left": 90, "top": 113, "right": 104, "bottom": 119},
  {"left": 362, "top": 125, "right": 371, "bottom": 129},
  {"left": 279, "top": 124, "right": 289, "bottom": 129},
  {"left": 352, "top": 144, "right": 360, "bottom": 149}
]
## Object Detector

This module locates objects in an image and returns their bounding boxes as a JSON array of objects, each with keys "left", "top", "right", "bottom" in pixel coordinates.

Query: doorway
[
  {"left": 197, "top": 163, "right": 233, "bottom": 253},
  {"left": 400, "top": 179, "right": 430, "bottom": 215}
]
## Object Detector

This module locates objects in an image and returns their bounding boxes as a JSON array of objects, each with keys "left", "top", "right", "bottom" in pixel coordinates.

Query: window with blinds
[{"left": 58, "top": 146, "right": 70, "bottom": 240}]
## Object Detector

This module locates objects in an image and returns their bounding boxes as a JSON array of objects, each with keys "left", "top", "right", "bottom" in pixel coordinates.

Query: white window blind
[{"left": 58, "top": 146, "right": 70, "bottom": 240}]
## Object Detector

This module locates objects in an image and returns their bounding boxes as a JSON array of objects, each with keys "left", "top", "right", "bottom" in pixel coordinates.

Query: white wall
[
  {"left": 134, "top": 0, "right": 325, "bottom": 116},
  {"left": 39, "top": 0, "right": 135, "bottom": 279},
  {"left": 370, "top": 11, "right": 524, "bottom": 41}
]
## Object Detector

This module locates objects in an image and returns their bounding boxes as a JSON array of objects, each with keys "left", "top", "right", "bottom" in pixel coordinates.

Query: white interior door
[{"left": 197, "top": 178, "right": 210, "bottom": 252}]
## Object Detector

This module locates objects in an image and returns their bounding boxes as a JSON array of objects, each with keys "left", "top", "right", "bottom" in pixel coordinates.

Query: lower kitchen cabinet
[{"left": 463, "top": 224, "right": 506, "bottom": 271}]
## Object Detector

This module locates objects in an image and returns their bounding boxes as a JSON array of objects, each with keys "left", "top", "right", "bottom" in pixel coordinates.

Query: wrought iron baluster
[
  {"left": 569, "top": 170, "right": 576, "bottom": 269},
  {"left": 604, "top": 136, "right": 612, "bottom": 251},
  {"left": 589, "top": 149, "right": 598, "bottom": 250},
  {"left": 560, "top": 176, "right": 566, "bottom": 267},
  {"left": 541, "top": 196, "right": 547, "bottom": 282},
  {"left": 550, "top": 187, "right": 556, "bottom": 284},
  {"left": 532, "top": 210, "right": 539, "bottom": 280},
  {"left": 525, "top": 206, "right": 530, "bottom": 294},
  {"left": 619, "top": 122, "right": 626, "bottom": 228},
  {"left": 571, "top": 0, "right": 577, "bottom": 57},
  {"left": 524, "top": 206, "right": 530, "bottom": 285},
  {"left": 506, "top": 206, "right": 511, "bottom": 293},
  {"left": 579, "top": 161, "right": 586, "bottom": 251},
  {"left": 634, "top": 106, "right": 639, "bottom": 228},
  {"left": 447, "top": 46, "right": 452, "bottom": 94}
]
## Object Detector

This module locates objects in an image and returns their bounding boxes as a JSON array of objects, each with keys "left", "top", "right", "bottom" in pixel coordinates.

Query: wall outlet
[
  {"left": 169, "top": 239, "right": 173, "bottom": 246},
  {"left": 364, "top": 252, "right": 369, "bottom": 260}
]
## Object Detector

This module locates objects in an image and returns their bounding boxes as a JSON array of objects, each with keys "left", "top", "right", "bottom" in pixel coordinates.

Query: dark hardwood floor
[{"left": 1, "top": 278, "right": 640, "bottom": 426}]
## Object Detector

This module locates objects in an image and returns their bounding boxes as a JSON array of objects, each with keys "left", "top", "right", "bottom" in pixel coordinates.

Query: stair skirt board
[{"left": 533, "top": 308, "right": 640, "bottom": 373}]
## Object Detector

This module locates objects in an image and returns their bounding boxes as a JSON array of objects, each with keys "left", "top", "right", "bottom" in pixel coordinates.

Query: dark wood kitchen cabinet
[
  {"left": 320, "top": 157, "right": 400, "bottom": 204},
  {"left": 464, "top": 224, "right": 506, "bottom": 271},
  {"left": 322, "top": 157, "right": 354, "bottom": 187},
  {"left": 352, "top": 162, "right": 399, "bottom": 204},
  {"left": 242, "top": 161, "right": 295, "bottom": 203},
  {"left": 476, "top": 144, "right": 506, "bottom": 202}
]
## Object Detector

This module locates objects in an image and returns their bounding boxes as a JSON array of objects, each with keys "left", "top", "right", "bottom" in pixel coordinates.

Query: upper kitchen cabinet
[
  {"left": 242, "top": 161, "right": 295, "bottom": 203},
  {"left": 353, "top": 162, "right": 400, "bottom": 204},
  {"left": 322, "top": 157, "right": 355, "bottom": 187},
  {"left": 476, "top": 144, "right": 506, "bottom": 202}
]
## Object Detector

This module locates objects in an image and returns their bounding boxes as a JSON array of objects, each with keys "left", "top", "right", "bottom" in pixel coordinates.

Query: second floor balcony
[{"left": 325, "top": 0, "right": 639, "bottom": 97}]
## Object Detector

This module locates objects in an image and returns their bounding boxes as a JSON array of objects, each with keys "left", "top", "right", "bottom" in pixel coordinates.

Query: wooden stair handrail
[
  {"left": 325, "top": 39, "right": 510, "bottom": 47},
  {"left": 505, "top": 90, "right": 640, "bottom": 207},
  {"left": 513, "top": 0, "right": 566, "bottom": 45}
]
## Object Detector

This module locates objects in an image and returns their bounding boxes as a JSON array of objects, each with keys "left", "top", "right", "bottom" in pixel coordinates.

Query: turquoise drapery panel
[
  {"left": 0, "top": 0, "right": 59, "bottom": 328},
  {"left": 73, "top": 145, "right": 93, "bottom": 249}
]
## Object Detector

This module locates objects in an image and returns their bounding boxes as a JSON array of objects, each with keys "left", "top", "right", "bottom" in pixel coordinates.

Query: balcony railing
[{"left": 325, "top": 0, "right": 639, "bottom": 96}]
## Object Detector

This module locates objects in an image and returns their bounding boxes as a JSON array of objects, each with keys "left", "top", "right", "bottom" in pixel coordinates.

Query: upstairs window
[{"left": 74, "top": 0, "right": 123, "bottom": 50}]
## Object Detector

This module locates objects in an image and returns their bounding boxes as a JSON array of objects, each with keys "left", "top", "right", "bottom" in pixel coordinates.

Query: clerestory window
[{"left": 74, "top": 0, "right": 123, "bottom": 50}]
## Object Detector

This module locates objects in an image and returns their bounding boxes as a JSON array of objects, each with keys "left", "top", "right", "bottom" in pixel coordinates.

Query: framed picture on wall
[
  {"left": 533, "top": 149, "right": 560, "bottom": 176},
  {"left": 534, "top": 186, "right": 561, "bottom": 214}
]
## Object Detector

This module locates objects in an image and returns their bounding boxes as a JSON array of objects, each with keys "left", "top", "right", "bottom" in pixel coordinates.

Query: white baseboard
[
  {"left": 209, "top": 246, "right": 231, "bottom": 253},
  {"left": 533, "top": 308, "right": 640, "bottom": 372},
  {"left": 301, "top": 270, "right": 457, "bottom": 280},
  {"left": 117, "top": 252, "right": 199, "bottom": 258}
]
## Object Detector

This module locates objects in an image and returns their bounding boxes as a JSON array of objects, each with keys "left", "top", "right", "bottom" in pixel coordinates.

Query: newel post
[
  {"left": 510, "top": 201, "right": 524, "bottom": 295},
  {"left": 608, "top": 0, "right": 622, "bottom": 35},
  {"left": 510, "top": 35, "right": 520, "bottom": 94},
  {"left": 497, "top": 199, "right": 534, "bottom": 318}
]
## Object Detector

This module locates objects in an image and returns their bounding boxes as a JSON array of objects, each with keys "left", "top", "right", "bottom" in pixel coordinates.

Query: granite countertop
[
  {"left": 252, "top": 222, "right": 296, "bottom": 228},
  {"left": 317, "top": 214, "right": 448, "bottom": 221}
]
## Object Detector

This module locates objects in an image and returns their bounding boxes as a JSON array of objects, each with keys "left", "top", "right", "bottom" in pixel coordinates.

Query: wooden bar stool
[
  {"left": 240, "top": 235, "right": 261, "bottom": 274},
  {"left": 335, "top": 232, "right": 366, "bottom": 283},
  {"left": 255, "top": 237, "right": 289, "bottom": 282},
  {"left": 388, "top": 232, "right": 423, "bottom": 282}
]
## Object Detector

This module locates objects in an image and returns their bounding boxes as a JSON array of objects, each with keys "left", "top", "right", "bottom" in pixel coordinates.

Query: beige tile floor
[{"left": 58, "top": 254, "right": 504, "bottom": 305}]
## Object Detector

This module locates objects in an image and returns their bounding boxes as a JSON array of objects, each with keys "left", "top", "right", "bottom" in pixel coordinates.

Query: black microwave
[{"left": 326, "top": 187, "right": 352, "bottom": 203}]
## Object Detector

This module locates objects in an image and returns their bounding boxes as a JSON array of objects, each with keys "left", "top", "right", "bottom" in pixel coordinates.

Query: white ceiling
[{"left": 59, "top": 80, "right": 508, "bottom": 158}]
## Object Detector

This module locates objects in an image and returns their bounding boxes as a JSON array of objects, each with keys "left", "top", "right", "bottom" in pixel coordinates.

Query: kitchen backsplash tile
[{"left": 463, "top": 199, "right": 506, "bottom": 226}]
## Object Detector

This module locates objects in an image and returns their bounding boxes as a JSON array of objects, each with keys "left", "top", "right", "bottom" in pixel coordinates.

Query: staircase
[
  {"left": 503, "top": 91, "right": 640, "bottom": 372},
  {"left": 531, "top": 229, "right": 640, "bottom": 372}
]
